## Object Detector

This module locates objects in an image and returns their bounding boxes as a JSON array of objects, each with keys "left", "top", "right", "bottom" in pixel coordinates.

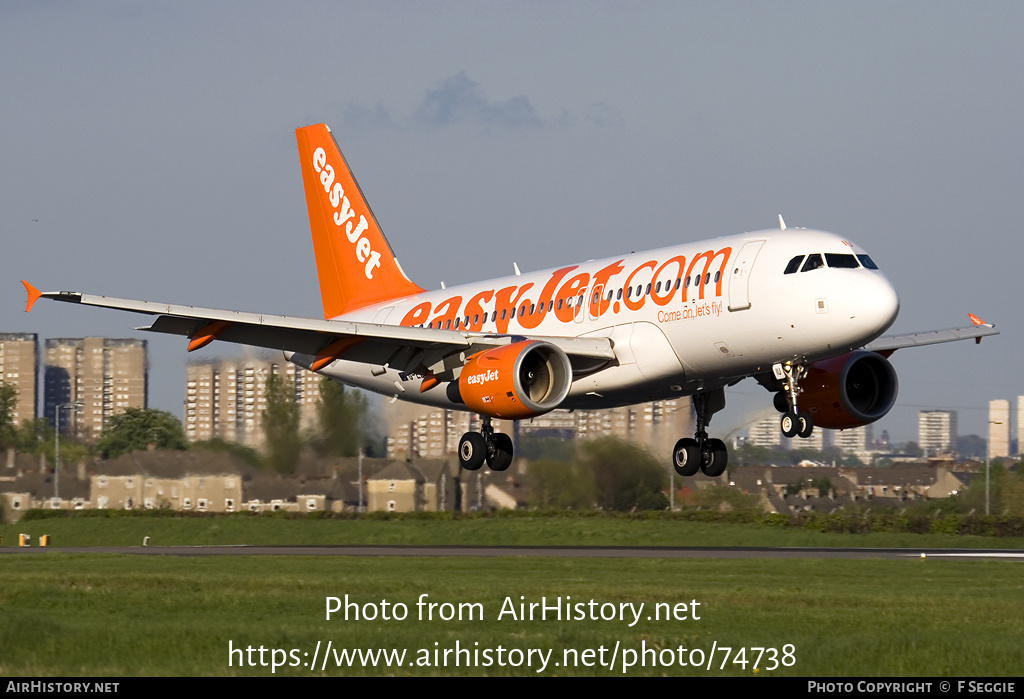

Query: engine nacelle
[
  {"left": 457, "top": 340, "right": 573, "bottom": 420},
  {"left": 801, "top": 350, "right": 899, "bottom": 429}
]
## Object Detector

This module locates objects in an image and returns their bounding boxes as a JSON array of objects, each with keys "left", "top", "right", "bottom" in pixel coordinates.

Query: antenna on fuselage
[
  {"left": 778, "top": 215, "right": 787, "bottom": 230},
  {"left": 513, "top": 262, "right": 521, "bottom": 276}
]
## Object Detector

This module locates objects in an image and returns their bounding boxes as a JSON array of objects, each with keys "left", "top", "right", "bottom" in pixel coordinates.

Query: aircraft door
[{"left": 728, "top": 240, "right": 765, "bottom": 311}]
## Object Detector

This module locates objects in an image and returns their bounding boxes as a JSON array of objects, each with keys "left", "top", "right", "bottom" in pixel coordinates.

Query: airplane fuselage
[{"left": 310, "top": 228, "right": 900, "bottom": 411}]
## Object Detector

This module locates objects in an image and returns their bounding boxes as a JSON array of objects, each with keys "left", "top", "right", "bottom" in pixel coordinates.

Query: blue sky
[{"left": 3, "top": 2, "right": 1021, "bottom": 444}]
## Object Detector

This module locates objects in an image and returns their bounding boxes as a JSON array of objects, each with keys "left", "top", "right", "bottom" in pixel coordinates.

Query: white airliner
[{"left": 24, "top": 123, "right": 997, "bottom": 476}]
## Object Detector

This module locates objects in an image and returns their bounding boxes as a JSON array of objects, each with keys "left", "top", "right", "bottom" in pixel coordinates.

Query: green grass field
[
  {"left": 5, "top": 512, "right": 1024, "bottom": 549},
  {"left": 1, "top": 516, "right": 1022, "bottom": 677},
  {"left": 1, "top": 554, "right": 1021, "bottom": 677}
]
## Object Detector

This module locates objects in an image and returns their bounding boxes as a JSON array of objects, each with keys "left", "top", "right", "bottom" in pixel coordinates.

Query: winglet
[
  {"left": 21, "top": 280, "right": 42, "bottom": 313},
  {"left": 968, "top": 313, "right": 987, "bottom": 326}
]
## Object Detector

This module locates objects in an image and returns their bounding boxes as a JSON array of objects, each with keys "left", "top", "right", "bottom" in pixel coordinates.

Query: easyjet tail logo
[{"left": 311, "top": 147, "right": 382, "bottom": 280}]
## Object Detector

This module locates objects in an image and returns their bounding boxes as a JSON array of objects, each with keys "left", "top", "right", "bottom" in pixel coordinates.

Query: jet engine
[
  {"left": 799, "top": 350, "right": 898, "bottom": 429},
  {"left": 456, "top": 340, "right": 573, "bottom": 420}
]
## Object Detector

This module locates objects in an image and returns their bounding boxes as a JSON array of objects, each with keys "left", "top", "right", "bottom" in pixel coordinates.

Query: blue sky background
[{"left": 3, "top": 2, "right": 1021, "bottom": 446}]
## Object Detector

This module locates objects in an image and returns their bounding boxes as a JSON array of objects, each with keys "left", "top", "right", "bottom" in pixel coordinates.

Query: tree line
[{"left": 0, "top": 376, "right": 369, "bottom": 473}]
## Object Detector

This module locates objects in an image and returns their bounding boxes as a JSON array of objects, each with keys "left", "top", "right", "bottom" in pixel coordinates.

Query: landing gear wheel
[
  {"left": 487, "top": 433, "right": 514, "bottom": 472},
  {"left": 797, "top": 412, "right": 814, "bottom": 439},
  {"left": 700, "top": 438, "right": 728, "bottom": 477},
  {"left": 458, "top": 432, "right": 487, "bottom": 471},
  {"left": 673, "top": 438, "right": 701, "bottom": 477},
  {"left": 781, "top": 412, "right": 798, "bottom": 438}
]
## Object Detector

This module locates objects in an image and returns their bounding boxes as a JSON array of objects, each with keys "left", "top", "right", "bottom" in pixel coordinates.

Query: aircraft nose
[{"left": 861, "top": 273, "right": 900, "bottom": 334}]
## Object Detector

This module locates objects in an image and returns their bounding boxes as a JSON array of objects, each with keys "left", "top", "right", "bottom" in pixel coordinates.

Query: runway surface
[{"left": 3, "top": 545, "right": 1024, "bottom": 559}]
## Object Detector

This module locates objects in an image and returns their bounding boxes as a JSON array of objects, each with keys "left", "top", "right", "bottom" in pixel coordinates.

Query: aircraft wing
[
  {"left": 23, "top": 284, "right": 615, "bottom": 375},
  {"left": 864, "top": 319, "right": 998, "bottom": 354}
]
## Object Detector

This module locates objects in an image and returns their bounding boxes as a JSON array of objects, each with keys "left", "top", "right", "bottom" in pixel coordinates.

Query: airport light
[
  {"left": 986, "top": 419, "right": 1003, "bottom": 516},
  {"left": 54, "top": 401, "right": 83, "bottom": 500}
]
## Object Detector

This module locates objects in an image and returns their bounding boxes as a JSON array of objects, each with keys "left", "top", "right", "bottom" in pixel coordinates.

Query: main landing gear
[
  {"left": 458, "top": 417, "right": 514, "bottom": 472},
  {"left": 773, "top": 361, "right": 814, "bottom": 439},
  {"left": 673, "top": 388, "right": 728, "bottom": 478}
]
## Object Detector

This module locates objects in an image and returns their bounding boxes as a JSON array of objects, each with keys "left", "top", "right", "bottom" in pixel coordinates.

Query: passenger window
[
  {"left": 825, "top": 253, "right": 859, "bottom": 268},
  {"left": 801, "top": 254, "right": 824, "bottom": 272},
  {"left": 674, "top": 278, "right": 681, "bottom": 291},
  {"left": 857, "top": 254, "right": 879, "bottom": 270},
  {"left": 784, "top": 255, "right": 804, "bottom": 274}
]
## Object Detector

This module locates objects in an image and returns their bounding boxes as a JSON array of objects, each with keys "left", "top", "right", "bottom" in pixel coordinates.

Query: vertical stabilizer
[{"left": 296, "top": 124, "right": 424, "bottom": 318}]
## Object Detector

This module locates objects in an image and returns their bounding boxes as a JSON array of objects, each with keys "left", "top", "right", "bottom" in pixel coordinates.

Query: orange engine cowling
[
  {"left": 801, "top": 350, "right": 899, "bottom": 429},
  {"left": 458, "top": 340, "right": 573, "bottom": 420}
]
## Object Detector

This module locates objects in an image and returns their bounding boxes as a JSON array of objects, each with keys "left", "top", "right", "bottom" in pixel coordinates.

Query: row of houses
[
  {"left": 1, "top": 447, "right": 985, "bottom": 522},
  {"left": 0, "top": 449, "right": 517, "bottom": 522},
  {"left": 690, "top": 462, "right": 975, "bottom": 513}
]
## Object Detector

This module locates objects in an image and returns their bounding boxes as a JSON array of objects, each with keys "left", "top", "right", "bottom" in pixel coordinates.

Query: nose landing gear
[{"left": 774, "top": 361, "right": 814, "bottom": 439}]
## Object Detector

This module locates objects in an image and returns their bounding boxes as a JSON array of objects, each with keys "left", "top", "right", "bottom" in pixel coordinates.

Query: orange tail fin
[{"left": 295, "top": 124, "right": 424, "bottom": 318}]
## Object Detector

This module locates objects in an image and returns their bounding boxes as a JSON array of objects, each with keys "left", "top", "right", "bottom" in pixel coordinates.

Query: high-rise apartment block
[
  {"left": 0, "top": 333, "right": 39, "bottom": 427},
  {"left": 388, "top": 410, "right": 512, "bottom": 459},
  {"left": 748, "top": 415, "right": 787, "bottom": 449},
  {"left": 746, "top": 416, "right": 828, "bottom": 451},
  {"left": 918, "top": 410, "right": 957, "bottom": 457},
  {"left": 988, "top": 399, "right": 1010, "bottom": 459},
  {"left": 1017, "top": 396, "right": 1024, "bottom": 457},
  {"left": 386, "top": 398, "right": 691, "bottom": 460},
  {"left": 44, "top": 338, "right": 148, "bottom": 440},
  {"left": 184, "top": 357, "right": 322, "bottom": 447},
  {"left": 832, "top": 425, "right": 872, "bottom": 456}
]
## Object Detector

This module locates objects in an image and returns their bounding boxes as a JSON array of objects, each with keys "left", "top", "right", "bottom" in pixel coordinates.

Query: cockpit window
[
  {"left": 825, "top": 253, "right": 859, "bottom": 269},
  {"left": 857, "top": 254, "right": 879, "bottom": 270},
  {"left": 800, "top": 254, "right": 824, "bottom": 272},
  {"left": 784, "top": 255, "right": 804, "bottom": 274}
]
